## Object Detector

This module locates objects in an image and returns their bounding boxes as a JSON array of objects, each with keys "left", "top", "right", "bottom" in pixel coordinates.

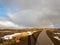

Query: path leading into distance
[{"left": 36, "top": 30, "right": 54, "bottom": 45}]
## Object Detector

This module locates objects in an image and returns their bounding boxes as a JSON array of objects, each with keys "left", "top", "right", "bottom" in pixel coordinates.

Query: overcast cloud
[{"left": 0, "top": 0, "right": 60, "bottom": 28}]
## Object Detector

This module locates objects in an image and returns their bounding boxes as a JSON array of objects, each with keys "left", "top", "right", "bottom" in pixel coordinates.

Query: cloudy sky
[{"left": 0, "top": 0, "right": 60, "bottom": 28}]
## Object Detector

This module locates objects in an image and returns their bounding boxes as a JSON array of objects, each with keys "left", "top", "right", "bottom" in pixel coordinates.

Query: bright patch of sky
[
  {"left": 0, "top": 4, "right": 7, "bottom": 16},
  {"left": 0, "top": 3, "right": 12, "bottom": 21}
]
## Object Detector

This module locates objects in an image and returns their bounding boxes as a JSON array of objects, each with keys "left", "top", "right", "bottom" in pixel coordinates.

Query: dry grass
[{"left": 0, "top": 28, "right": 60, "bottom": 45}]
